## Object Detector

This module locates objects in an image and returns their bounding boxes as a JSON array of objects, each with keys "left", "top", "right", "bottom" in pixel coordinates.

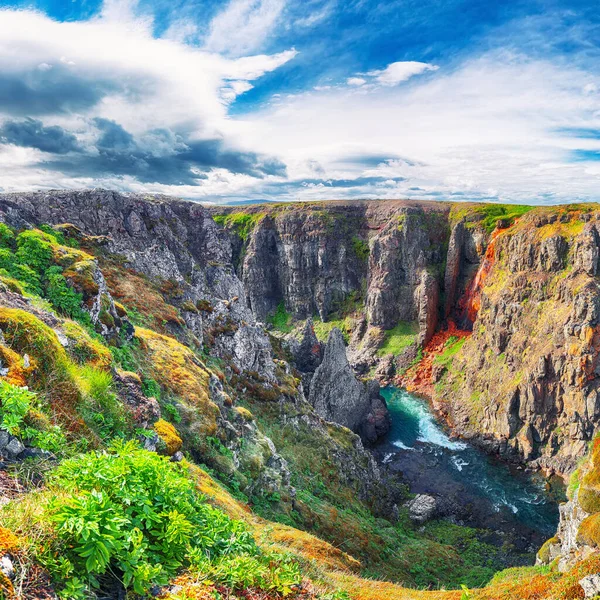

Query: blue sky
[{"left": 0, "top": 0, "right": 599, "bottom": 203}]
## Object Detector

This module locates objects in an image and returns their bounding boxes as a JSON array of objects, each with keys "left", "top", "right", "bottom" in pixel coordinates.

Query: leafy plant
[
  {"left": 0, "top": 223, "right": 15, "bottom": 248},
  {"left": 45, "top": 266, "right": 86, "bottom": 319},
  {"left": 0, "top": 380, "right": 34, "bottom": 435},
  {"left": 44, "top": 442, "right": 301, "bottom": 597},
  {"left": 15, "top": 230, "right": 54, "bottom": 272}
]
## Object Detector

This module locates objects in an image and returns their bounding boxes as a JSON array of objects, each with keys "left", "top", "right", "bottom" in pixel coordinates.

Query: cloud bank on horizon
[{"left": 0, "top": 0, "right": 600, "bottom": 204}]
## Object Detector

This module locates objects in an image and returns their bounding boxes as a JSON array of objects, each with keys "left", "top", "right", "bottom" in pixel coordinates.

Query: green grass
[
  {"left": 312, "top": 317, "right": 353, "bottom": 343},
  {"left": 213, "top": 212, "right": 265, "bottom": 241},
  {"left": 267, "top": 301, "right": 293, "bottom": 333},
  {"left": 451, "top": 204, "right": 534, "bottom": 233},
  {"left": 433, "top": 336, "right": 467, "bottom": 369},
  {"left": 377, "top": 321, "right": 419, "bottom": 356}
]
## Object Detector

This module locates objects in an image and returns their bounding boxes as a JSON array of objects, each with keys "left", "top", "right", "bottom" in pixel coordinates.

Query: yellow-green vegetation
[
  {"left": 213, "top": 211, "right": 265, "bottom": 241},
  {"left": 153, "top": 418, "right": 183, "bottom": 455},
  {"left": 62, "top": 319, "right": 112, "bottom": 369},
  {"left": 536, "top": 537, "right": 559, "bottom": 563},
  {"left": 312, "top": 316, "right": 354, "bottom": 343},
  {"left": 135, "top": 327, "right": 216, "bottom": 428},
  {"left": 575, "top": 438, "right": 600, "bottom": 514},
  {"left": 449, "top": 203, "right": 534, "bottom": 232},
  {"left": 377, "top": 321, "right": 419, "bottom": 356},
  {"left": 434, "top": 336, "right": 467, "bottom": 369}
]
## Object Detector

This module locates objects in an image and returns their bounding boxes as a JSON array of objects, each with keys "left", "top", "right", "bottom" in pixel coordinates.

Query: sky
[{"left": 0, "top": 0, "right": 600, "bottom": 204}]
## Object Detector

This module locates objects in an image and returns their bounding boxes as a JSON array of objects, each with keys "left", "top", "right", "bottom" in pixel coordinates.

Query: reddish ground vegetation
[{"left": 399, "top": 320, "right": 470, "bottom": 397}]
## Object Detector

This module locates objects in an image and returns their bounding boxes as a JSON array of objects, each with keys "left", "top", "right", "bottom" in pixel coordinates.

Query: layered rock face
[
  {"left": 211, "top": 202, "right": 450, "bottom": 347},
  {"left": 435, "top": 210, "right": 600, "bottom": 473},
  {"left": 213, "top": 201, "right": 600, "bottom": 474}
]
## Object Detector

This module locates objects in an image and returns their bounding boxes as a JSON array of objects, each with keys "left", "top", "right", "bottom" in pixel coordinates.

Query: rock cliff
[
  {"left": 307, "top": 328, "right": 390, "bottom": 444},
  {"left": 213, "top": 200, "right": 600, "bottom": 475},
  {"left": 0, "top": 190, "right": 392, "bottom": 512}
]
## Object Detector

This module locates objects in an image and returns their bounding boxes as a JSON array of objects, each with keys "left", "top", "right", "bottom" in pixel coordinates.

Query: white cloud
[
  {"left": 367, "top": 61, "right": 439, "bottom": 86},
  {"left": 235, "top": 53, "right": 600, "bottom": 203},
  {"left": 347, "top": 77, "right": 366, "bottom": 86},
  {"left": 204, "top": 0, "right": 286, "bottom": 56}
]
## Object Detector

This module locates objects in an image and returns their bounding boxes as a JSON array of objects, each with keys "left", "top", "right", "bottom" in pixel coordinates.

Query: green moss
[
  {"left": 268, "top": 301, "right": 293, "bottom": 333},
  {"left": 578, "top": 513, "right": 600, "bottom": 547},
  {"left": 377, "top": 321, "right": 419, "bottom": 356},
  {"left": 213, "top": 212, "right": 265, "bottom": 241},
  {"left": 537, "top": 536, "right": 559, "bottom": 563},
  {"left": 351, "top": 236, "right": 369, "bottom": 261}
]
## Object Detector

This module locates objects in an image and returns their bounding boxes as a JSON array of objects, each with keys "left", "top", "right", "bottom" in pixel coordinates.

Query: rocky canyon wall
[{"left": 213, "top": 201, "right": 600, "bottom": 475}]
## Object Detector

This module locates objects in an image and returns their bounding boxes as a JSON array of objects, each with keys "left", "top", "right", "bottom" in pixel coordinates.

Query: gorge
[{"left": 1, "top": 190, "right": 600, "bottom": 599}]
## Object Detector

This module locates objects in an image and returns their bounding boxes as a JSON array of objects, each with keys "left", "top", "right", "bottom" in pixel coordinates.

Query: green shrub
[
  {"left": 44, "top": 442, "right": 301, "bottom": 597},
  {"left": 141, "top": 377, "right": 161, "bottom": 400},
  {"left": 15, "top": 230, "right": 54, "bottom": 272},
  {"left": 268, "top": 301, "right": 293, "bottom": 333},
  {"left": 0, "top": 223, "right": 15, "bottom": 248},
  {"left": 0, "top": 380, "right": 34, "bottom": 435},
  {"left": 0, "top": 248, "right": 15, "bottom": 271},
  {"left": 10, "top": 263, "right": 42, "bottom": 295},
  {"left": 0, "top": 381, "right": 67, "bottom": 453},
  {"left": 351, "top": 236, "right": 369, "bottom": 261},
  {"left": 45, "top": 266, "right": 86, "bottom": 319}
]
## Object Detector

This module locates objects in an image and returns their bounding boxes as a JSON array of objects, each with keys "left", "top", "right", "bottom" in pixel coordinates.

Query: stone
[
  {"left": 0, "top": 555, "right": 15, "bottom": 581},
  {"left": 3, "top": 437, "right": 24, "bottom": 459},
  {"left": 170, "top": 451, "right": 184, "bottom": 463},
  {"left": 579, "top": 574, "right": 600, "bottom": 598},
  {"left": 405, "top": 494, "right": 438, "bottom": 523}
]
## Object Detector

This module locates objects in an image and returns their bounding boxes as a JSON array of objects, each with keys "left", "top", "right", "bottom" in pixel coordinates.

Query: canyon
[
  {"left": 212, "top": 199, "right": 600, "bottom": 476},
  {"left": 1, "top": 190, "right": 600, "bottom": 599}
]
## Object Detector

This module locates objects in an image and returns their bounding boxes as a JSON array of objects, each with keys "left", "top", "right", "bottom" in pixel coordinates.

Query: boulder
[
  {"left": 405, "top": 494, "right": 438, "bottom": 523},
  {"left": 580, "top": 574, "right": 600, "bottom": 598}
]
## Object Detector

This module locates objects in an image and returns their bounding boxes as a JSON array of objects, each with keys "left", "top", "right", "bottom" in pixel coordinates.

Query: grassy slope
[{"left": 2, "top": 212, "right": 600, "bottom": 599}]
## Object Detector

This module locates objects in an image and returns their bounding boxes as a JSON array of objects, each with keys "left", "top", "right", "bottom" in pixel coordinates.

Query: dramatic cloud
[
  {"left": 1, "top": 1, "right": 600, "bottom": 203},
  {"left": 0, "top": 118, "right": 80, "bottom": 154},
  {"left": 0, "top": 4, "right": 295, "bottom": 194},
  {"left": 40, "top": 118, "right": 286, "bottom": 185}
]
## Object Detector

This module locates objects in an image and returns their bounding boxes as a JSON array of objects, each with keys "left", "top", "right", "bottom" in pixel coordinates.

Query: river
[{"left": 375, "top": 386, "right": 562, "bottom": 550}]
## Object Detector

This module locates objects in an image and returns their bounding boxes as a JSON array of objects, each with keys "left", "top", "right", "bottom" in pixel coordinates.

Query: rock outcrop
[
  {"left": 0, "top": 190, "right": 393, "bottom": 514},
  {"left": 211, "top": 202, "right": 450, "bottom": 353},
  {"left": 308, "top": 328, "right": 390, "bottom": 444}
]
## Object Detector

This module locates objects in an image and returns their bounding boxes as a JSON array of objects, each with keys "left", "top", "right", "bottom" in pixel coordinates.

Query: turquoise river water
[{"left": 377, "top": 387, "right": 562, "bottom": 540}]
